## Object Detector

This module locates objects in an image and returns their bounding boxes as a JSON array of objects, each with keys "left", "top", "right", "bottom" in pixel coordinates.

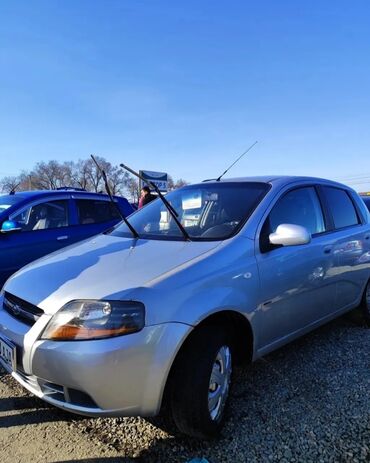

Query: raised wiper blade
[
  {"left": 119, "top": 163, "right": 191, "bottom": 241},
  {"left": 91, "top": 155, "right": 139, "bottom": 239}
]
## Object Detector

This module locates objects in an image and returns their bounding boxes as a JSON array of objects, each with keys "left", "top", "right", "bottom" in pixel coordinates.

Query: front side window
[
  {"left": 259, "top": 187, "right": 325, "bottom": 253},
  {"left": 111, "top": 182, "right": 270, "bottom": 241},
  {"left": 268, "top": 187, "right": 325, "bottom": 236},
  {"left": 76, "top": 200, "right": 120, "bottom": 225},
  {"left": 322, "top": 187, "right": 359, "bottom": 229},
  {"left": 11, "top": 200, "right": 69, "bottom": 231}
]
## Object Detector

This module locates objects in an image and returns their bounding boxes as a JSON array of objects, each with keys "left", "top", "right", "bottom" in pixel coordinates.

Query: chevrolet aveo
[{"left": 0, "top": 176, "right": 369, "bottom": 439}]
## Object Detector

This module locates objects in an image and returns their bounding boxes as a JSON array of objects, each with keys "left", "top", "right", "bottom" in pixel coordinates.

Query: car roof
[
  {"left": 5, "top": 189, "right": 123, "bottom": 201},
  {"left": 202, "top": 175, "right": 352, "bottom": 189}
]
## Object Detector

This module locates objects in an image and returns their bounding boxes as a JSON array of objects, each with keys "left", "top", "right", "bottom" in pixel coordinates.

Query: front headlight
[{"left": 41, "top": 300, "right": 145, "bottom": 341}]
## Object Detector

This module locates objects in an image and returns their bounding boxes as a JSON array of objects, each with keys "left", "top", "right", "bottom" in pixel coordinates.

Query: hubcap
[{"left": 208, "top": 345, "right": 232, "bottom": 421}]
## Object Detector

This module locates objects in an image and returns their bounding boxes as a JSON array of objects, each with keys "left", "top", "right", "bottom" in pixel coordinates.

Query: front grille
[{"left": 3, "top": 292, "right": 44, "bottom": 326}]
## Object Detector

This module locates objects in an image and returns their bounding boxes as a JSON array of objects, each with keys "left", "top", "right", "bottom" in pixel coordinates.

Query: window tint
[
  {"left": 322, "top": 187, "right": 359, "bottom": 229},
  {"left": 269, "top": 187, "right": 325, "bottom": 235},
  {"left": 11, "top": 200, "right": 69, "bottom": 231},
  {"left": 76, "top": 200, "right": 120, "bottom": 225}
]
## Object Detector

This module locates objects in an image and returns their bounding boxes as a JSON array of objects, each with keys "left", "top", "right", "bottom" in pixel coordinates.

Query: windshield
[
  {"left": 111, "top": 182, "right": 269, "bottom": 241},
  {"left": 0, "top": 195, "right": 24, "bottom": 214}
]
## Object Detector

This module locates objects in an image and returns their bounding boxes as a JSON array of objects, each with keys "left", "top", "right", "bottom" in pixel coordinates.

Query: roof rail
[{"left": 56, "top": 187, "right": 87, "bottom": 192}]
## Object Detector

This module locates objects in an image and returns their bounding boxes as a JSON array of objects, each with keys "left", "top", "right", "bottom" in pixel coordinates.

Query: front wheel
[{"left": 170, "top": 326, "right": 233, "bottom": 439}]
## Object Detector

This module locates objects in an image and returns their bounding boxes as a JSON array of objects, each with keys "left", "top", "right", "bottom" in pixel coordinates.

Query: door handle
[
  {"left": 324, "top": 246, "right": 332, "bottom": 254},
  {"left": 57, "top": 235, "right": 69, "bottom": 241}
]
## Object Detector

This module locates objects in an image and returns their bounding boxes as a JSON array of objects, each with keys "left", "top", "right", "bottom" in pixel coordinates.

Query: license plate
[{"left": 0, "top": 336, "right": 16, "bottom": 371}]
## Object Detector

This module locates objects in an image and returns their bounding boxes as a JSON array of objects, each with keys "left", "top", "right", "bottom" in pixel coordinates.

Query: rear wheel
[
  {"left": 170, "top": 326, "right": 233, "bottom": 439},
  {"left": 361, "top": 280, "right": 370, "bottom": 327}
]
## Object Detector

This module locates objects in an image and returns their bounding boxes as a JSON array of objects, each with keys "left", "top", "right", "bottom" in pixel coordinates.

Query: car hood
[{"left": 4, "top": 234, "right": 221, "bottom": 315}]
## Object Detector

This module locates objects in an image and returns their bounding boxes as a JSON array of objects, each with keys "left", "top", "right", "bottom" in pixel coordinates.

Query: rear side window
[
  {"left": 268, "top": 187, "right": 325, "bottom": 235},
  {"left": 76, "top": 200, "right": 120, "bottom": 225},
  {"left": 322, "top": 187, "right": 359, "bottom": 229}
]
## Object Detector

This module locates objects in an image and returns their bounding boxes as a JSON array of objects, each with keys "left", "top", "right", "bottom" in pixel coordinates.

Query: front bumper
[{"left": 0, "top": 297, "right": 190, "bottom": 417}]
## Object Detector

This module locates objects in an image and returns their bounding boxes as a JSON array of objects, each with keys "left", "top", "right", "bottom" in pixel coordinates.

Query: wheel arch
[{"left": 159, "top": 309, "right": 254, "bottom": 413}]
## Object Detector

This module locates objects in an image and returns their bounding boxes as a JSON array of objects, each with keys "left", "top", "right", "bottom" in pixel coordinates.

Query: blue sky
[{"left": 1, "top": 1, "right": 370, "bottom": 190}]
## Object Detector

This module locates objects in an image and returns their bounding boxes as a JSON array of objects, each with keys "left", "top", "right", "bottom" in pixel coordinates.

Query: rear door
[
  {"left": 320, "top": 186, "right": 370, "bottom": 309},
  {"left": 255, "top": 185, "right": 337, "bottom": 349},
  {"left": 68, "top": 197, "right": 122, "bottom": 243}
]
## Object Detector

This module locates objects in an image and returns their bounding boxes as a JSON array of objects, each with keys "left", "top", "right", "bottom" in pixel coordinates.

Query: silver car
[{"left": 0, "top": 176, "right": 369, "bottom": 439}]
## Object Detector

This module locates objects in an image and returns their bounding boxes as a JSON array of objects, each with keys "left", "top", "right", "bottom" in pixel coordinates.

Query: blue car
[{"left": 0, "top": 188, "right": 133, "bottom": 286}]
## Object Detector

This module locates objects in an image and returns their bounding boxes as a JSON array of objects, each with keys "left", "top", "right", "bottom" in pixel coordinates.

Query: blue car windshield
[
  {"left": 111, "top": 182, "right": 269, "bottom": 241},
  {"left": 0, "top": 195, "right": 24, "bottom": 214}
]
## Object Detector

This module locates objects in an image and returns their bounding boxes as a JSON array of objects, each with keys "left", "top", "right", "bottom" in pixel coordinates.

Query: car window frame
[
  {"left": 9, "top": 195, "right": 72, "bottom": 232},
  {"left": 317, "top": 185, "right": 364, "bottom": 232},
  {"left": 347, "top": 191, "right": 367, "bottom": 224}
]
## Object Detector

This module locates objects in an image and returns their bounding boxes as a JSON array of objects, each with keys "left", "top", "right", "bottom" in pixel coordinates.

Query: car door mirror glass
[
  {"left": 269, "top": 223, "right": 311, "bottom": 246},
  {"left": 1, "top": 220, "right": 22, "bottom": 234}
]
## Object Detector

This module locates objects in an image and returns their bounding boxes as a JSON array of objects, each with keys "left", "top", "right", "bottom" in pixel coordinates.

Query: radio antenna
[{"left": 216, "top": 141, "right": 258, "bottom": 181}]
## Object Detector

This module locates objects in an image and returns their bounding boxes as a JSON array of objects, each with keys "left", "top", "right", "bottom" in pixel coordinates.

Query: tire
[
  {"left": 170, "top": 325, "right": 233, "bottom": 439},
  {"left": 360, "top": 279, "right": 370, "bottom": 327}
]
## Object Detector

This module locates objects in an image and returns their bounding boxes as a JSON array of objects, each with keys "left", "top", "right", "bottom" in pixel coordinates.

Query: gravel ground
[{"left": 1, "top": 314, "right": 369, "bottom": 463}]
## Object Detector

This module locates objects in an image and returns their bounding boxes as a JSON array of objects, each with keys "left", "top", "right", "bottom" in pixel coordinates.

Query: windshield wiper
[
  {"left": 119, "top": 163, "right": 191, "bottom": 241},
  {"left": 91, "top": 155, "right": 139, "bottom": 239}
]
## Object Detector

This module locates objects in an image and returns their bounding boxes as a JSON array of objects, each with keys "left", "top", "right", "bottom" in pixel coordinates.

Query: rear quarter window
[{"left": 76, "top": 199, "right": 120, "bottom": 225}]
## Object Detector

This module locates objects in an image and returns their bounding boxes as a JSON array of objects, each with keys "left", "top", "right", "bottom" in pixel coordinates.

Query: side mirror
[
  {"left": 1, "top": 220, "right": 22, "bottom": 234},
  {"left": 269, "top": 223, "right": 311, "bottom": 247}
]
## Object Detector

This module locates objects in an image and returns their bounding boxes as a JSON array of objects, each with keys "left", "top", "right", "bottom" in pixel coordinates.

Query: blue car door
[
  {"left": 68, "top": 196, "right": 124, "bottom": 244},
  {"left": 0, "top": 197, "right": 72, "bottom": 284}
]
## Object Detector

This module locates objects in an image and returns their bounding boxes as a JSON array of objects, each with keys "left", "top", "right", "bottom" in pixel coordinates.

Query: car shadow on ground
[
  {"left": 54, "top": 459, "right": 134, "bottom": 463},
  {"left": 0, "top": 410, "right": 69, "bottom": 428},
  {"left": 0, "top": 366, "right": 86, "bottom": 428},
  {"left": 0, "top": 395, "right": 49, "bottom": 412}
]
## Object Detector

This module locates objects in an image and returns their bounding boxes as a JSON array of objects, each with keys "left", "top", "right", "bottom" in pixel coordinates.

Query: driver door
[
  {"left": 255, "top": 186, "right": 337, "bottom": 351},
  {"left": 0, "top": 198, "right": 71, "bottom": 284}
]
